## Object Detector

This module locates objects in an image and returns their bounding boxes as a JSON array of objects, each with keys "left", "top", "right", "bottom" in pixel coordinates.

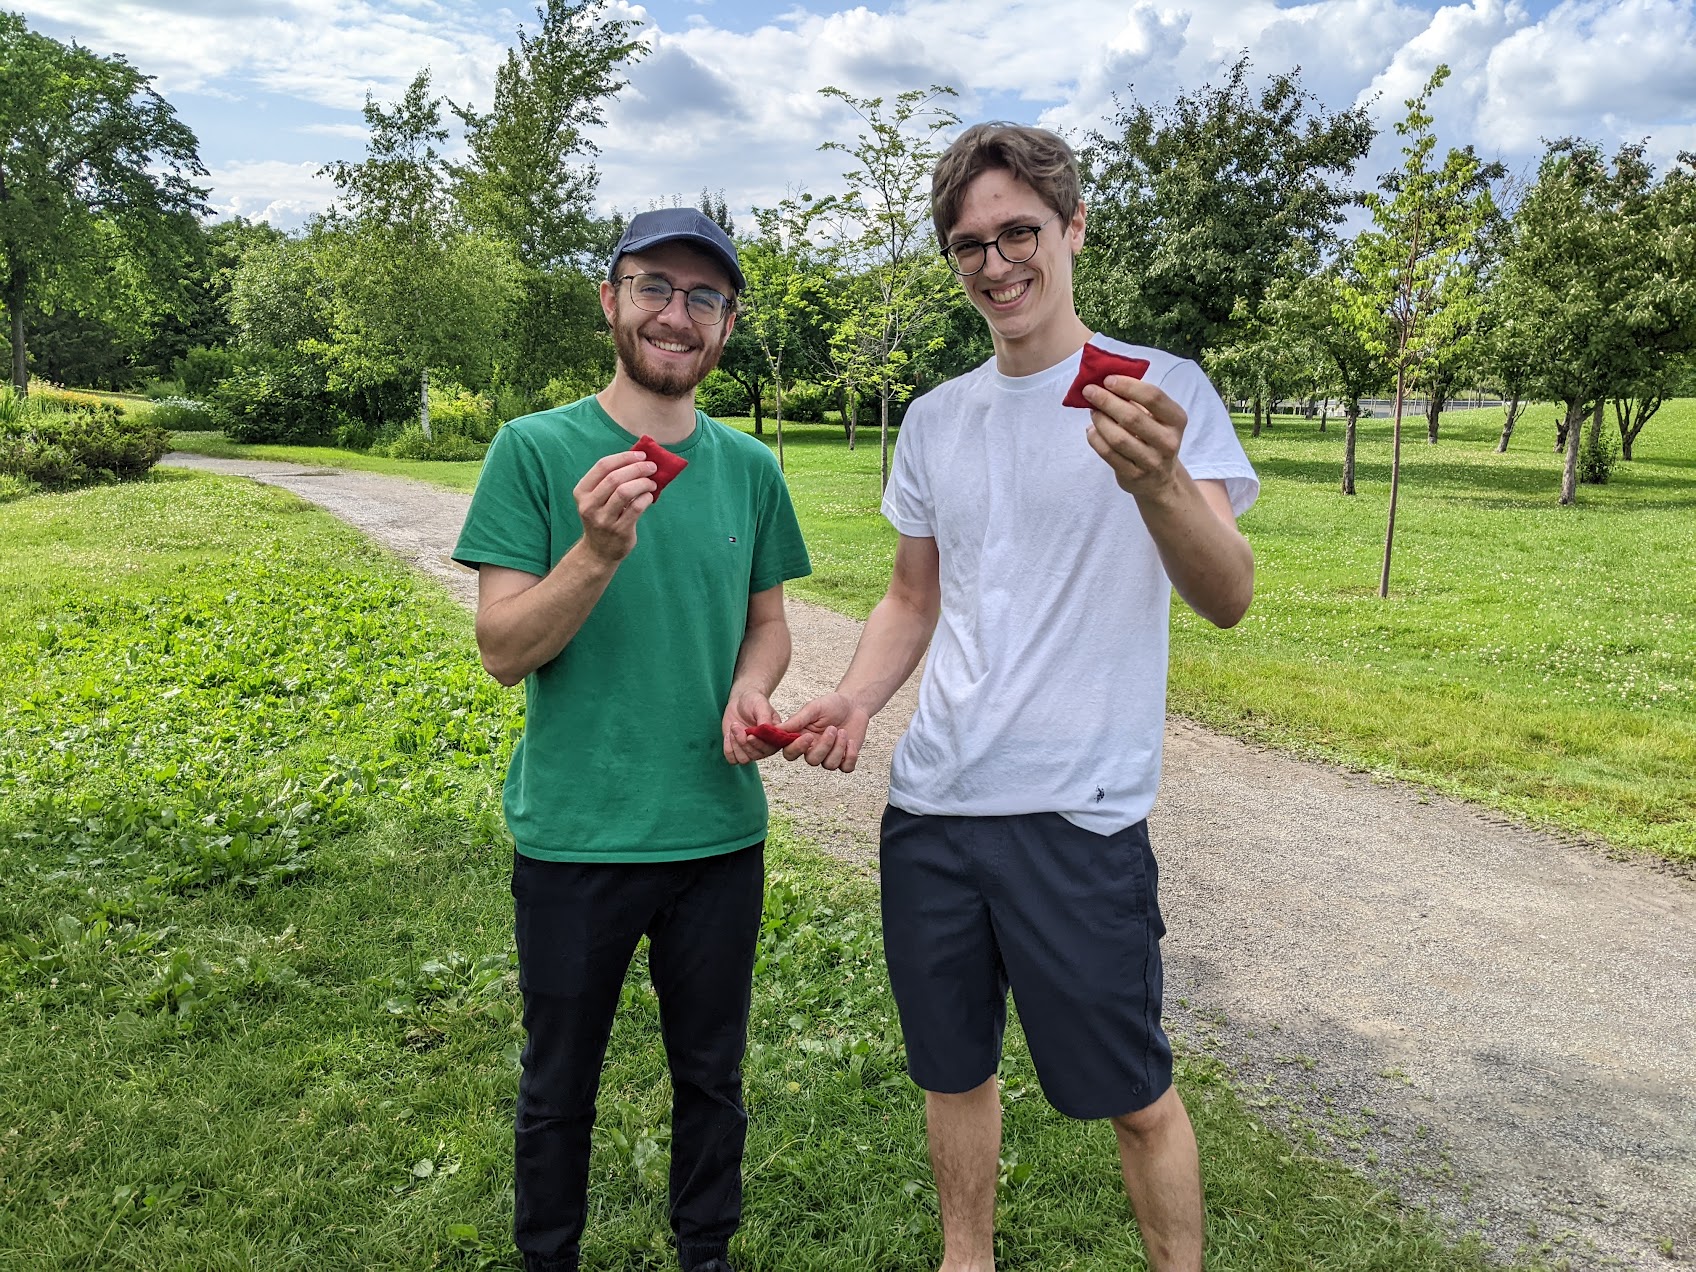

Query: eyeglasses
[
  {"left": 941, "top": 214, "right": 1061, "bottom": 276},
  {"left": 615, "top": 273, "right": 734, "bottom": 325}
]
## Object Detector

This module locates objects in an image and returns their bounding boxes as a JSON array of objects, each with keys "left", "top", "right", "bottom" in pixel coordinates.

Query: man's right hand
[
  {"left": 778, "top": 692, "right": 870, "bottom": 773},
  {"left": 574, "top": 449, "right": 658, "bottom": 564}
]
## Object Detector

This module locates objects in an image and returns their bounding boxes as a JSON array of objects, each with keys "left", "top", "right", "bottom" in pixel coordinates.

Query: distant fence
[{"left": 1233, "top": 397, "right": 1507, "bottom": 418}]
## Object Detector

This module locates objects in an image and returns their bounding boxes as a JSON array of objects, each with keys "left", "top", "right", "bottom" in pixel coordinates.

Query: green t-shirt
[{"left": 453, "top": 396, "right": 812, "bottom": 862}]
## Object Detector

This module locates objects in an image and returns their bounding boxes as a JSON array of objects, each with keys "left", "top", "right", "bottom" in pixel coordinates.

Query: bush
[
  {"left": 30, "top": 385, "right": 125, "bottom": 417},
  {"left": 0, "top": 404, "right": 170, "bottom": 491},
  {"left": 174, "top": 346, "right": 241, "bottom": 397},
  {"left": 143, "top": 378, "right": 186, "bottom": 400},
  {"left": 697, "top": 370, "right": 750, "bottom": 419},
  {"left": 381, "top": 426, "right": 487, "bottom": 461},
  {"left": 427, "top": 384, "right": 498, "bottom": 443},
  {"left": 209, "top": 363, "right": 349, "bottom": 445},
  {"left": 1579, "top": 419, "right": 1619, "bottom": 485},
  {"left": 780, "top": 382, "right": 828, "bottom": 423},
  {"left": 0, "top": 472, "right": 38, "bottom": 502},
  {"left": 145, "top": 396, "right": 219, "bottom": 432},
  {"left": 540, "top": 372, "right": 600, "bottom": 408}
]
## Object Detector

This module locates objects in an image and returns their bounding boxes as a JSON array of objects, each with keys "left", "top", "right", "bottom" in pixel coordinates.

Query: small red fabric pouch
[
  {"left": 746, "top": 723, "right": 803, "bottom": 748},
  {"left": 635, "top": 435, "right": 689, "bottom": 499},
  {"left": 1062, "top": 344, "right": 1151, "bottom": 409}
]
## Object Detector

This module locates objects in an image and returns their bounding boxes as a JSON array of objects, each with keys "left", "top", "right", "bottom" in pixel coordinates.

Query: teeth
[
  {"left": 987, "top": 282, "right": 1027, "bottom": 303},
  {"left": 650, "top": 339, "right": 693, "bottom": 353}
]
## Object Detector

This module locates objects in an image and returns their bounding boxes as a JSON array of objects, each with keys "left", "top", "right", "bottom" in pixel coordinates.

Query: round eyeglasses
[
  {"left": 941, "top": 213, "right": 1061, "bottom": 277},
  {"left": 616, "top": 273, "right": 734, "bottom": 325}
]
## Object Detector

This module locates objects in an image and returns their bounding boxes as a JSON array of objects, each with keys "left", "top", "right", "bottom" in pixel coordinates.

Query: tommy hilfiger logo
[{"left": 727, "top": 535, "right": 738, "bottom": 544}]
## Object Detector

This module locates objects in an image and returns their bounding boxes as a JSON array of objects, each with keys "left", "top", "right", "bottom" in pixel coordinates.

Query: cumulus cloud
[{"left": 203, "top": 158, "right": 336, "bottom": 227}]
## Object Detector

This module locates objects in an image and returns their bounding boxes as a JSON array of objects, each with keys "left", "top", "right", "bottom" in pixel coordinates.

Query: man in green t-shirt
[{"left": 453, "top": 208, "right": 811, "bottom": 1272}]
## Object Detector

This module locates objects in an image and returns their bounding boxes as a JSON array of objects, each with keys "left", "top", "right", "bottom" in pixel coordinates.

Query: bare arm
[
  {"left": 781, "top": 534, "right": 941, "bottom": 773},
  {"left": 1082, "top": 376, "right": 1254, "bottom": 628},
  {"left": 722, "top": 585, "right": 793, "bottom": 765},
  {"left": 472, "top": 449, "right": 657, "bottom": 686}
]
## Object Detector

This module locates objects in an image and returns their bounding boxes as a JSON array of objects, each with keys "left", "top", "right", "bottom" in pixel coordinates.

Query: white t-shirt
[{"left": 881, "top": 335, "right": 1259, "bottom": 835}]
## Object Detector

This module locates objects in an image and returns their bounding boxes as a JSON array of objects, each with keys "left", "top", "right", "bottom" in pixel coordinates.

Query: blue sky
[{"left": 15, "top": 0, "right": 1696, "bottom": 228}]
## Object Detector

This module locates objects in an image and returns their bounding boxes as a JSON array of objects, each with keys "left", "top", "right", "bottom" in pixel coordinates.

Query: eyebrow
[{"left": 946, "top": 214, "right": 1047, "bottom": 244}]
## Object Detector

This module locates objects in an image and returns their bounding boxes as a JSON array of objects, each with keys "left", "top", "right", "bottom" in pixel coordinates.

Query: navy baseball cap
[{"left": 608, "top": 207, "right": 745, "bottom": 293}]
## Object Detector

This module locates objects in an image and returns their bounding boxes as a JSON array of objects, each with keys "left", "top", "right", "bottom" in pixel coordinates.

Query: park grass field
[
  {"left": 0, "top": 473, "right": 1507, "bottom": 1269},
  {"left": 167, "top": 402, "right": 1696, "bottom": 862}
]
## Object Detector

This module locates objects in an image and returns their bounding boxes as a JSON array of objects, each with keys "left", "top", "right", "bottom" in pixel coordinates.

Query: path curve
[{"left": 162, "top": 454, "right": 1696, "bottom": 1269}]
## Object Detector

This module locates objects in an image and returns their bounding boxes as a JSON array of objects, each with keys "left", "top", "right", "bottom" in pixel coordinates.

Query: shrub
[
  {"left": 492, "top": 384, "right": 534, "bottom": 425},
  {"left": 780, "top": 382, "right": 828, "bottom": 423},
  {"left": 0, "top": 406, "right": 170, "bottom": 490},
  {"left": 0, "top": 472, "right": 38, "bottom": 502},
  {"left": 143, "top": 378, "right": 186, "bottom": 400},
  {"left": 146, "top": 396, "right": 219, "bottom": 432},
  {"left": 697, "top": 370, "right": 750, "bottom": 419},
  {"left": 30, "top": 385, "right": 125, "bottom": 417},
  {"left": 1579, "top": 420, "right": 1619, "bottom": 485},
  {"left": 174, "top": 345, "right": 240, "bottom": 397},
  {"left": 381, "top": 426, "right": 487, "bottom": 461},
  {"left": 540, "top": 372, "right": 600, "bottom": 408},
  {"left": 209, "top": 363, "right": 349, "bottom": 445},
  {"left": 427, "top": 384, "right": 498, "bottom": 442}
]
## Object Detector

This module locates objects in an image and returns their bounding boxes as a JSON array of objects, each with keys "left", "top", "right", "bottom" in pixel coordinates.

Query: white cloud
[{"left": 203, "top": 158, "right": 336, "bottom": 226}]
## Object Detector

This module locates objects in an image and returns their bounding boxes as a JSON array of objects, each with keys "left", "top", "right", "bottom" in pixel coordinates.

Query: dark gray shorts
[{"left": 879, "top": 805, "right": 1172, "bottom": 1120}]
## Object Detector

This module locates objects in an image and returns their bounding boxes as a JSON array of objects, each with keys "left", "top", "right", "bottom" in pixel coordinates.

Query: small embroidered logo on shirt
[
  {"left": 727, "top": 535, "right": 738, "bottom": 544},
  {"left": 1093, "top": 786, "right": 1106, "bottom": 804}
]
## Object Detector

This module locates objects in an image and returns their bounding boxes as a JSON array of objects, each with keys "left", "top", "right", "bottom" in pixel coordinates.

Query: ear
[
  {"left": 1068, "top": 200, "right": 1087, "bottom": 253},
  {"left": 599, "top": 279, "right": 618, "bottom": 326}
]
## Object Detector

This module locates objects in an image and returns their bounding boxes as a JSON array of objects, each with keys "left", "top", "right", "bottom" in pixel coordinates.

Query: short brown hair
[{"left": 931, "top": 123, "right": 1081, "bottom": 244}]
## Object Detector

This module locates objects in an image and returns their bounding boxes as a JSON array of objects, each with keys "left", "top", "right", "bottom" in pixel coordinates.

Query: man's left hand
[
  {"left": 723, "top": 689, "right": 781, "bottom": 765},
  {"left": 1082, "top": 375, "right": 1188, "bottom": 499}
]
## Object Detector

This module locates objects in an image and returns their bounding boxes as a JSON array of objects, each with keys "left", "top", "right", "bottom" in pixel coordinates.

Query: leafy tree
[
  {"left": 1338, "top": 66, "right": 1493, "bottom": 596},
  {"left": 321, "top": 71, "right": 517, "bottom": 435},
  {"left": 450, "top": 0, "right": 641, "bottom": 395},
  {"left": 0, "top": 12, "right": 207, "bottom": 393},
  {"left": 815, "top": 85, "right": 960, "bottom": 487},
  {"left": 1277, "top": 255, "right": 1388, "bottom": 493},
  {"left": 1078, "top": 58, "right": 1374, "bottom": 359}
]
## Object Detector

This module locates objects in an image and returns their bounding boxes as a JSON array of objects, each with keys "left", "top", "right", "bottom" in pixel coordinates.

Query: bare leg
[
  {"left": 927, "top": 1077, "right": 1001, "bottom": 1272},
  {"left": 1112, "top": 1086, "right": 1204, "bottom": 1272}
]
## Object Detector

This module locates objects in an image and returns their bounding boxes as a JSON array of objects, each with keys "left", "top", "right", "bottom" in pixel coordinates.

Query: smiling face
[
  {"left": 944, "top": 167, "right": 1088, "bottom": 375},
  {"left": 601, "top": 242, "right": 737, "bottom": 400}
]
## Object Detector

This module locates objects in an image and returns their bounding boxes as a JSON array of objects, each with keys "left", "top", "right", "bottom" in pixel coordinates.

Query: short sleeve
[
  {"left": 452, "top": 424, "right": 555, "bottom": 576},
  {"left": 749, "top": 453, "right": 812, "bottom": 594},
  {"left": 1158, "top": 359, "right": 1260, "bottom": 517},
  {"left": 881, "top": 398, "right": 934, "bottom": 536}
]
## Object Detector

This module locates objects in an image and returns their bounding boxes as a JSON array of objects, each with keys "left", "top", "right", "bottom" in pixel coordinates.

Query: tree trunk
[
  {"left": 1380, "top": 365, "right": 1407, "bottom": 597},
  {"left": 775, "top": 391, "right": 785, "bottom": 473},
  {"left": 1558, "top": 398, "right": 1583, "bottom": 505},
  {"left": 1425, "top": 391, "right": 1443, "bottom": 444},
  {"left": 880, "top": 392, "right": 891, "bottom": 491},
  {"left": 420, "top": 367, "right": 432, "bottom": 439},
  {"left": 1342, "top": 406, "right": 1358, "bottom": 495},
  {"left": 1580, "top": 397, "right": 1606, "bottom": 484},
  {"left": 7, "top": 266, "right": 28, "bottom": 396},
  {"left": 751, "top": 389, "right": 764, "bottom": 436},
  {"left": 1251, "top": 395, "right": 1263, "bottom": 438},
  {"left": 1318, "top": 399, "right": 1328, "bottom": 434},
  {"left": 1496, "top": 395, "right": 1521, "bottom": 453}
]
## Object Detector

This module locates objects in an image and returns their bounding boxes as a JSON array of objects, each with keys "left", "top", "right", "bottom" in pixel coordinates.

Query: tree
[
  {"left": 450, "top": 0, "right": 642, "bottom": 394},
  {"left": 736, "top": 198, "right": 820, "bottom": 466},
  {"left": 321, "top": 71, "right": 516, "bottom": 435},
  {"left": 815, "top": 85, "right": 960, "bottom": 488},
  {"left": 1281, "top": 255, "right": 1388, "bottom": 493},
  {"left": 0, "top": 13, "right": 207, "bottom": 393},
  {"left": 1078, "top": 58, "right": 1374, "bottom": 359},
  {"left": 1338, "top": 66, "right": 1493, "bottom": 596}
]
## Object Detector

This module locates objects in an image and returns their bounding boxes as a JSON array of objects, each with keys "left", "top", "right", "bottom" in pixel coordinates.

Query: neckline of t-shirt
[
  {"left": 585, "top": 397, "right": 710, "bottom": 455},
  {"left": 984, "top": 339, "right": 1099, "bottom": 393}
]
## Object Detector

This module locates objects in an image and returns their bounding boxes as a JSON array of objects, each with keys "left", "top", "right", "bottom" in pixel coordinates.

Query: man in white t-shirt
[{"left": 779, "top": 123, "right": 1258, "bottom": 1271}]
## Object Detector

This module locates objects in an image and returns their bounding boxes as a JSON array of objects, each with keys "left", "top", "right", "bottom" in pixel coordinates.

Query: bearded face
[{"left": 604, "top": 245, "right": 736, "bottom": 400}]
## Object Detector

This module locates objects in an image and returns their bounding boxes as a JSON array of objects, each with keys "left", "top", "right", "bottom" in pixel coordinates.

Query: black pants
[{"left": 510, "top": 843, "right": 764, "bottom": 1272}]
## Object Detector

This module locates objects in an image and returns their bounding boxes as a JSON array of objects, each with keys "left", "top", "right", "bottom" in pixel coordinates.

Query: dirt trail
[{"left": 163, "top": 453, "right": 1696, "bottom": 1269}]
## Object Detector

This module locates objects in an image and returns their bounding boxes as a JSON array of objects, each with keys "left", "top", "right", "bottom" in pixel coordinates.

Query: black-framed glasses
[
  {"left": 615, "top": 273, "right": 734, "bottom": 325},
  {"left": 941, "top": 214, "right": 1060, "bottom": 276}
]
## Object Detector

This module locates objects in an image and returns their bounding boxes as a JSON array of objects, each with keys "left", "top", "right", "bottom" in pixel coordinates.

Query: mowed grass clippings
[{"left": 0, "top": 472, "right": 1501, "bottom": 1269}]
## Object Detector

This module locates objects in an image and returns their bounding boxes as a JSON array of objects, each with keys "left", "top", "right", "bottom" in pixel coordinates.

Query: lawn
[
  {"left": 0, "top": 473, "right": 1507, "bottom": 1269},
  {"left": 165, "top": 404, "right": 1696, "bottom": 862}
]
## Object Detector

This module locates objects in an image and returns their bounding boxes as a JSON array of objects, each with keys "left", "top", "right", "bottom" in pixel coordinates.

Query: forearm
[
  {"left": 475, "top": 542, "right": 618, "bottom": 686},
  {"left": 838, "top": 588, "right": 938, "bottom": 718},
  {"left": 1137, "top": 468, "right": 1254, "bottom": 628},
  {"left": 729, "top": 613, "right": 792, "bottom": 701}
]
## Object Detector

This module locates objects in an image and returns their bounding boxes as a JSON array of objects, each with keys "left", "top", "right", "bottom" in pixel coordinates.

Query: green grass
[
  {"left": 165, "top": 431, "right": 486, "bottom": 491},
  {"left": 157, "top": 406, "right": 1696, "bottom": 862},
  {"left": 0, "top": 473, "right": 1505, "bottom": 1269}
]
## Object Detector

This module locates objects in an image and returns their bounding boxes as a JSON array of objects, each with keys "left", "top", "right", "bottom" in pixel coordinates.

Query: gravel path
[{"left": 163, "top": 453, "right": 1696, "bottom": 1269}]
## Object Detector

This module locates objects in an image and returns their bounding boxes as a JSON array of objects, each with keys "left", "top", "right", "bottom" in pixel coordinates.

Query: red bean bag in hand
[
  {"left": 635, "top": 435, "right": 688, "bottom": 499},
  {"left": 1062, "top": 344, "right": 1151, "bottom": 409},
  {"left": 745, "top": 723, "right": 803, "bottom": 748}
]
